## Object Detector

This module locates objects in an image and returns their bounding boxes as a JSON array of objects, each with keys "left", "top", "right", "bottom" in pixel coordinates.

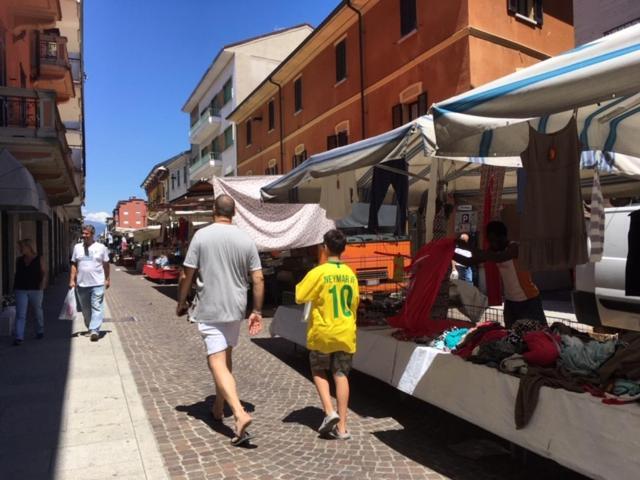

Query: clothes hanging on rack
[
  {"left": 480, "top": 166, "right": 504, "bottom": 306},
  {"left": 626, "top": 210, "right": 640, "bottom": 296},
  {"left": 388, "top": 238, "right": 456, "bottom": 336},
  {"left": 319, "top": 171, "right": 357, "bottom": 220},
  {"left": 368, "top": 159, "right": 408, "bottom": 235},
  {"left": 519, "top": 117, "right": 588, "bottom": 271},
  {"left": 589, "top": 170, "right": 605, "bottom": 262}
]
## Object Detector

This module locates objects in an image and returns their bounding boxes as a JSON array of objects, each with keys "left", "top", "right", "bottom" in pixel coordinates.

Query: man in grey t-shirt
[{"left": 177, "top": 195, "right": 264, "bottom": 446}]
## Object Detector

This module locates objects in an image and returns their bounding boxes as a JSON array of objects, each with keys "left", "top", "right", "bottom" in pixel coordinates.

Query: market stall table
[
  {"left": 142, "top": 263, "right": 180, "bottom": 283},
  {"left": 270, "top": 306, "right": 640, "bottom": 480}
]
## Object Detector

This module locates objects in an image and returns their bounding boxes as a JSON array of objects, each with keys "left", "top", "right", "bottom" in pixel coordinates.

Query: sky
[{"left": 83, "top": 0, "right": 338, "bottom": 224}]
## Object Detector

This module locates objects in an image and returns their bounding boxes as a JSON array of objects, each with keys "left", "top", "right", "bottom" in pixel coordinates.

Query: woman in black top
[{"left": 13, "top": 239, "right": 47, "bottom": 345}]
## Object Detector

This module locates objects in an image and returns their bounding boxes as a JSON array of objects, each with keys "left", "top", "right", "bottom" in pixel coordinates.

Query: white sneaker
[
  {"left": 318, "top": 412, "right": 340, "bottom": 434},
  {"left": 329, "top": 428, "right": 352, "bottom": 440}
]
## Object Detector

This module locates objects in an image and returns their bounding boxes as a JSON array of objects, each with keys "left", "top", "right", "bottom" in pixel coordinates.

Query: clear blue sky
[{"left": 83, "top": 0, "right": 337, "bottom": 222}]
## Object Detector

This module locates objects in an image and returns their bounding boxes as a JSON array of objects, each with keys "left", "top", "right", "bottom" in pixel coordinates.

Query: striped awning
[{"left": 432, "top": 24, "right": 640, "bottom": 178}]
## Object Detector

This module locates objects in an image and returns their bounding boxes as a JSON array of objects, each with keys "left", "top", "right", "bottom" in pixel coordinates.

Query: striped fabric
[{"left": 589, "top": 170, "right": 605, "bottom": 262}]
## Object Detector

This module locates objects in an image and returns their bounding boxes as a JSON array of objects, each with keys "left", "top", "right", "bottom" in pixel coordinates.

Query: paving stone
[{"left": 107, "top": 269, "right": 588, "bottom": 480}]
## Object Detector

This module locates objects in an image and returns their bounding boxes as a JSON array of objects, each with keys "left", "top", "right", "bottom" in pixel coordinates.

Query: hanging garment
[
  {"left": 626, "top": 210, "right": 640, "bottom": 296},
  {"left": 178, "top": 217, "right": 188, "bottom": 242},
  {"left": 516, "top": 168, "right": 527, "bottom": 215},
  {"left": 368, "top": 159, "right": 408, "bottom": 235},
  {"left": 388, "top": 238, "right": 456, "bottom": 336},
  {"left": 589, "top": 170, "right": 605, "bottom": 262},
  {"left": 519, "top": 117, "right": 589, "bottom": 270},
  {"left": 319, "top": 171, "right": 357, "bottom": 220},
  {"left": 481, "top": 166, "right": 503, "bottom": 306}
]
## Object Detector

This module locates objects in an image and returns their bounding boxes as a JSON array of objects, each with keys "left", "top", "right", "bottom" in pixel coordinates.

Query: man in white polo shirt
[{"left": 70, "top": 224, "right": 110, "bottom": 342}]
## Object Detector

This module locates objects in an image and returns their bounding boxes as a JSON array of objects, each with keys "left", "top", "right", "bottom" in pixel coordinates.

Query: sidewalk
[{"left": 0, "top": 277, "right": 168, "bottom": 480}]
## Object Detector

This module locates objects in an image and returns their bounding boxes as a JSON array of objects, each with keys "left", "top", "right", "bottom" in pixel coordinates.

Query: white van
[{"left": 573, "top": 205, "right": 640, "bottom": 331}]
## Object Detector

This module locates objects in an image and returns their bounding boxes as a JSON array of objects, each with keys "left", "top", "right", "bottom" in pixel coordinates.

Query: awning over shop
[
  {"left": 132, "top": 225, "right": 162, "bottom": 242},
  {"left": 0, "top": 149, "right": 40, "bottom": 210},
  {"left": 147, "top": 209, "right": 213, "bottom": 224},
  {"left": 432, "top": 24, "right": 640, "bottom": 177},
  {"left": 213, "top": 176, "right": 335, "bottom": 252}
]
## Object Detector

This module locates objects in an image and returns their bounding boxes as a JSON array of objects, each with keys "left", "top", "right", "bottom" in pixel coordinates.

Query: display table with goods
[
  {"left": 270, "top": 304, "right": 640, "bottom": 480},
  {"left": 142, "top": 263, "right": 180, "bottom": 283}
]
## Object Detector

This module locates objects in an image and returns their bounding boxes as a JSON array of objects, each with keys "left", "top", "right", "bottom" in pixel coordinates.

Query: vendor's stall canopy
[
  {"left": 0, "top": 149, "right": 40, "bottom": 211},
  {"left": 147, "top": 209, "right": 213, "bottom": 224},
  {"left": 132, "top": 225, "right": 162, "bottom": 242},
  {"left": 261, "top": 24, "right": 640, "bottom": 208},
  {"left": 432, "top": 23, "right": 640, "bottom": 178}
]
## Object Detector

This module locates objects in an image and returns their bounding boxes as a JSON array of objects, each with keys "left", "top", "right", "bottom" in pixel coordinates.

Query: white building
[
  {"left": 166, "top": 151, "right": 190, "bottom": 202},
  {"left": 182, "top": 25, "right": 312, "bottom": 183},
  {"left": 574, "top": 0, "right": 640, "bottom": 44}
]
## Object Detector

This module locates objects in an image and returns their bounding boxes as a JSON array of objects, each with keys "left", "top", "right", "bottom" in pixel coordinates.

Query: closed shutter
[
  {"left": 534, "top": 0, "right": 544, "bottom": 25},
  {"left": 417, "top": 92, "right": 428, "bottom": 116},
  {"left": 337, "top": 131, "right": 349, "bottom": 147},
  {"left": 392, "top": 103, "right": 403, "bottom": 128},
  {"left": 507, "top": 0, "right": 518, "bottom": 14},
  {"left": 327, "top": 134, "right": 338, "bottom": 150},
  {"left": 336, "top": 40, "right": 347, "bottom": 82},
  {"left": 400, "top": 0, "right": 417, "bottom": 36}
]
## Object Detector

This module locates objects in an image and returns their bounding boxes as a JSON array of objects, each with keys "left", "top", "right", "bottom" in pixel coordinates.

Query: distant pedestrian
[
  {"left": 177, "top": 195, "right": 264, "bottom": 446},
  {"left": 296, "top": 229, "right": 360, "bottom": 440},
  {"left": 12, "top": 239, "right": 47, "bottom": 345},
  {"left": 452, "top": 233, "right": 474, "bottom": 284},
  {"left": 70, "top": 225, "right": 111, "bottom": 341}
]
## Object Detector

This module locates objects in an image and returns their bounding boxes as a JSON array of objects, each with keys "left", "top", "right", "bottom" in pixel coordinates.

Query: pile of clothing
[
  {"left": 358, "top": 295, "right": 405, "bottom": 327},
  {"left": 446, "top": 320, "right": 640, "bottom": 429}
]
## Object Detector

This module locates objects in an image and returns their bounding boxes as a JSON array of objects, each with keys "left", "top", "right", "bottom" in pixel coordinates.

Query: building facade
[
  {"left": 112, "top": 198, "right": 147, "bottom": 230},
  {"left": 573, "top": 0, "right": 640, "bottom": 44},
  {"left": 166, "top": 151, "right": 190, "bottom": 203},
  {"left": 182, "top": 25, "right": 312, "bottom": 183},
  {"left": 230, "top": 0, "right": 574, "bottom": 176},
  {"left": 0, "top": 0, "right": 85, "bottom": 294}
]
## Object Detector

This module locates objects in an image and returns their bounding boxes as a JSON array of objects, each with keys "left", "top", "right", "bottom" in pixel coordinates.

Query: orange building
[
  {"left": 229, "top": 0, "right": 574, "bottom": 175},
  {"left": 113, "top": 198, "right": 148, "bottom": 230},
  {"left": 0, "top": 0, "right": 84, "bottom": 294}
]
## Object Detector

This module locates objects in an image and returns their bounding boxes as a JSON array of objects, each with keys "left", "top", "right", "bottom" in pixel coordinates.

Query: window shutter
[
  {"left": 335, "top": 40, "right": 347, "bottom": 82},
  {"left": 337, "top": 131, "right": 349, "bottom": 147},
  {"left": 507, "top": 0, "right": 518, "bottom": 14},
  {"left": 327, "top": 134, "right": 338, "bottom": 150},
  {"left": 534, "top": 0, "right": 544, "bottom": 25},
  {"left": 392, "top": 103, "right": 403, "bottom": 128},
  {"left": 417, "top": 92, "right": 428, "bottom": 116}
]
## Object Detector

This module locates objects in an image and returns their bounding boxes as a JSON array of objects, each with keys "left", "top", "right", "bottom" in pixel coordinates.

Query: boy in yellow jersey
[{"left": 296, "top": 229, "right": 359, "bottom": 440}]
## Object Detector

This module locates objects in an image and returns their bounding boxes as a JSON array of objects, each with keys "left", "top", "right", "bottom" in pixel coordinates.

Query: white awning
[
  {"left": 432, "top": 24, "right": 640, "bottom": 178},
  {"left": 0, "top": 149, "right": 39, "bottom": 210}
]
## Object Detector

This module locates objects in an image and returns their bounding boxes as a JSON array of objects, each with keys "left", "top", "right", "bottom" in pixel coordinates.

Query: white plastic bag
[{"left": 58, "top": 288, "right": 78, "bottom": 320}]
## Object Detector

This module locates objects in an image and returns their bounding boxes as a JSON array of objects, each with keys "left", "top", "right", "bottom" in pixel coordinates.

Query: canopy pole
[{"left": 424, "top": 158, "right": 441, "bottom": 244}]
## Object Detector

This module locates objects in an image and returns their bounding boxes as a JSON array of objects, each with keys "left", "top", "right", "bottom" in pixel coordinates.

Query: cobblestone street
[{"left": 107, "top": 269, "right": 587, "bottom": 480}]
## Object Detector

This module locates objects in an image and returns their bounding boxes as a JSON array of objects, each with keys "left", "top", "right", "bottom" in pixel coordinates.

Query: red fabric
[
  {"left": 478, "top": 329, "right": 509, "bottom": 346},
  {"left": 453, "top": 322, "right": 504, "bottom": 359},
  {"left": 483, "top": 172, "right": 502, "bottom": 306},
  {"left": 388, "top": 238, "right": 457, "bottom": 336},
  {"left": 522, "top": 331, "right": 560, "bottom": 367}
]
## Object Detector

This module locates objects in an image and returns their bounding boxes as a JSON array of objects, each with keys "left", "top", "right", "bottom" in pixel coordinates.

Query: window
[
  {"left": 224, "top": 126, "right": 234, "bottom": 150},
  {"left": 177, "top": 170, "right": 181, "bottom": 187},
  {"left": 268, "top": 100, "right": 275, "bottom": 131},
  {"left": 400, "top": 0, "right": 417, "bottom": 37},
  {"left": 136, "top": 221, "right": 141, "bottom": 225},
  {"left": 391, "top": 92, "right": 427, "bottom": 128},
  {"left": 294, "top": 78, "right": 303, "bottom": 112},
  {"left": 327, "top": 131, "right": 348, "bottom": 150},
  {"left": 183, "top": 165, "right": 188, "bottom": 184},
  {"left": 292, "top": 150, "right": 307, "bottom": 168},
  {"left": 508, "top": 0, "right": 543, "bottom": 26},
  {"left": 335, "top": 39, "right": 347, "bottom": 83},
  {"left": 124, "top": 211, "right": 129, "bottom": 215},
  {"left": 246, "top": 120, "right": 252, "bottom": 146},
  {"left": 223, "top": 78, "right": 233, "bottom": 105},
  {"left": 171, "top": 176, "right": 175, "bottom": 190}
]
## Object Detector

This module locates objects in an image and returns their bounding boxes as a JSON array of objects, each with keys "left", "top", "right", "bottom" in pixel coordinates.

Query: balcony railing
[
  {"left": 0, "top": 87, "right": 71, "bottom": 154},
  {"left": 189, "top": 106, "right": 221, "bottom": 138},
  {"left": 190, "top": 151, "right": 221, "bottom": 172},
  {"left": 33, "top": 32, "right": 71, "bottom": 82}
]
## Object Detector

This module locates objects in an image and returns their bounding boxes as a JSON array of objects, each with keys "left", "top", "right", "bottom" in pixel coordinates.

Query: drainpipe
[
  {"left": 346, "top": 0, "right": 366, "bottom": 139},
  {"left": 268, "top": 78, "right": 285, "bottom": 173}
]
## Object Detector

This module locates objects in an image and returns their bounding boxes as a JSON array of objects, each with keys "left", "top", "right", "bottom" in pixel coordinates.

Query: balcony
[
  {"left": 8, "top": 0, "right": 61, "bottom": 30},
  {"left": 190, "top": 151, "right": 222, "bottom": 178},
  {"left": 0, "top": 87, "right": 78, "bottom": 205},
  {"left": 189, "top": 107, "right": 222, "bottom": 144},
  {"left": 32, "top": 32, "right": 75, "bottom": 102}
]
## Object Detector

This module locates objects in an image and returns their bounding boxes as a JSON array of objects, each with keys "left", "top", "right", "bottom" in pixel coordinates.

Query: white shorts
[{"left": 198, "top": 321, "right": 242, "bottom": 355}]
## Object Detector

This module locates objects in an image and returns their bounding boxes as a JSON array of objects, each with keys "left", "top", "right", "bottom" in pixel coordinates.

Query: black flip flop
[{"left": 230, "top": 431, "right": 254, "bottom": 446}]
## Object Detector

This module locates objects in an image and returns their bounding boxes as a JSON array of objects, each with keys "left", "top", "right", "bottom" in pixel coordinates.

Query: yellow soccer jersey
[{"left": 295, "top": 261, "right": 360, "bottom": 354}]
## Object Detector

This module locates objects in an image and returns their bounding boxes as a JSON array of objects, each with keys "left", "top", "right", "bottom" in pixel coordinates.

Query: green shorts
[{"left": 309, "top": 350, "right": 353, "bottom": 377}]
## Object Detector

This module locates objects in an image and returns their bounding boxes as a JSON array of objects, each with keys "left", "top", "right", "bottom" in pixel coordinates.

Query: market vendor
[{"left": 454, "top": 221, "right": 546, "bottom": 329}]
